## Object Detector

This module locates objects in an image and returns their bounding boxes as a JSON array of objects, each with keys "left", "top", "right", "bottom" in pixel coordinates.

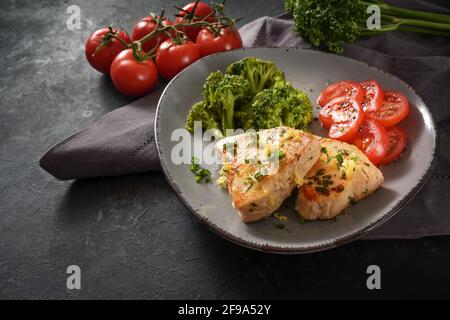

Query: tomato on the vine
[
  {"left": 352, "top": 119, "right": 389, "bottom": 166},
  {"left": 85, "top": 28, "right": 130, "bottom": 74},
  {"left": 110, "top": 49, "right": 158, "bottom": 97},
  {"left": 368, "top": 90, "right": 410, "bottom": 127},
  {"left": 131, "top": 16, "right": 174, "bottom": 53},
  {"left": 379, "top": 125, "right": 407, "bottom": 165},
  {"left": 360, "top": 80, "right": 384, "bottom": 112},
  {"left": 156, "top": 38, "right": 201, "bottom": 80},
  {"left": 175, "top": 1, "right": 216, "bottom": 41},
  {"left": 317, "top": 81, "right": 364, "bottom": 107},
  {"left": 196, "top": 26, "right": 242, "bottom": 57},
  {"left": 320, "top": 97, "right": 365, "bottom": 142}
]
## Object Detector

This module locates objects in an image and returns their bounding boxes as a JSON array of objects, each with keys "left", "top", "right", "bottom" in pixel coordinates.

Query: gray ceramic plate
[{"left": 155, "top": 47, "right": 437, "bottom": 254}]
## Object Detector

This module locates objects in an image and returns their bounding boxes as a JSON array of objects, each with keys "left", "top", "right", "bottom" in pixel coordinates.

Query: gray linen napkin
[{"left": 40, "top": 0, "right": 450, "bottom": 239}]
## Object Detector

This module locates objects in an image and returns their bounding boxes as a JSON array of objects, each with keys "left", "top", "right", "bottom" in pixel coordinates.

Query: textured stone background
[{"left": 0, "top": 0, "right": 449, "bottom": 299}]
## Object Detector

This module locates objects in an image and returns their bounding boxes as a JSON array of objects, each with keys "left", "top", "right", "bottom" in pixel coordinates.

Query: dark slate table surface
[{"left": 1, "top": 0, "right": 449, "bottom": 299}]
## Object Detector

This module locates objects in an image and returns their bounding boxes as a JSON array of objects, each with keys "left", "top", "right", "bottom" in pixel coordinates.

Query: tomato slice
[
  {"left": 368, "top": 90, "right": 410, "bottom": 126},
  {"left": 351, "top": 119, "right": 389, "bottom": 166},
  {"left": 360, "top": 80, "right": 384, "bottom": 112},
  {"left": 321, "top": 97, "right": 365, "bottom": 142},
  {"left": 317, "top": 81, "right": 364, "bottom": 107},
  {"left": 379, "top": 126, "right": 407, "bottom": 166}
]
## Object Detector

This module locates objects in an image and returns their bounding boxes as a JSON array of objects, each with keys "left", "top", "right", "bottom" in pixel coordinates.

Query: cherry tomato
[
  {"left": 110, "top": 49, "right": 158, "bottom": 97},
  {"left": 379, "top": 126, "right": 407, "bottom": 165},
  {"left": 196, "top": 26, "right": 243, "bottom": 57},
  {"left": 317, "top": 81, "right": 364, "bottom": 107},
  {"left": 368, "top": 90, "right": 410, "bottom": 126},
  {"left": 156, "top": 39, "right": 200, "bottom": 80},
  {"left": 352, "top": 119, "right": 389, "bottom": 166},
  {"left": 320, "top": 97, "right": 365, "bottom": 142},
  {"left": 175, "top": 1, "right": 216, "bottom": 41},
  {"left": 360, "top": 80, "right": 384, "bottom": 112},
  {"left": 131, "top": 16, "right": 174, "bottom": 53},
  {"left": 85, "top": 28, "right": 131, "bottom": 74}
]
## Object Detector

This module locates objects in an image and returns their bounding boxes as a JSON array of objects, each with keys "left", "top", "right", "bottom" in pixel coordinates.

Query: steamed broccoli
[
  {"left": 238, "top": 81, "right": 313, "bottom": 130},
  {"left": 185, "top": 58, "right": 313, "bottom": 136},
  {"left": 235, "top": 102, "right": 255, "bottom": 130},
  {"left": 226, "top": 57, "right": 285, "bottom": 94},
  {"left": 277, "top": 82, "right": 313, "bottom": 129},
  {"left": 202, "top": 70, "right": 224, "bottom": 105},
  {"left": 185, "top": 101, "right": 221, "bottom": 133},
  {"left": 213, "top": 74, "right": 252, "bottom": 133},
  {"left": 186, "top": 74, "right": 252, "bottom": 135}
]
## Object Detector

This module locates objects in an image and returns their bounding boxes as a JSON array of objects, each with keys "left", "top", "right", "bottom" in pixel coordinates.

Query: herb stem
[{"left": 364, "top": 1, "right": 450, "bottom": 24}]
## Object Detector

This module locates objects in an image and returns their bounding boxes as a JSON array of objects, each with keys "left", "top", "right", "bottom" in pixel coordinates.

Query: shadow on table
[{"left": 56, "top": 171, "right": 169, "bottom": 224}]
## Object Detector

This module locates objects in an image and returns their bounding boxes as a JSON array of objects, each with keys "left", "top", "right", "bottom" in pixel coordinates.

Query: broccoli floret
[
  {"left": 226, "top": 57, "right": 285, "bottom": 94},
  {"left": 202, "top": 70, "right": 224, "bottom": 105},
  {"left": 240, "top": 81, "right": 313, "bottom": 130},
  {"left": 276, "top": 81, "right": 313, "bottom": 129},
  {"left": 213, "top": 74, "right": 253, "bottom": 133},
  {"left": 185, "top": 101, "right": 221, "bottom": 133},
  {"left": 251, "top": 89, "right": 284, "bottom": 129},
  {"left": 235, "top": 102, "right": 256, "bottom": 130}
]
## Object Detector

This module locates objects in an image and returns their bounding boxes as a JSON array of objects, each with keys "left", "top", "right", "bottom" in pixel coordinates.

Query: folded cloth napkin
[{"left": 40, "top": 0, "right": 450, "bottom": 238}]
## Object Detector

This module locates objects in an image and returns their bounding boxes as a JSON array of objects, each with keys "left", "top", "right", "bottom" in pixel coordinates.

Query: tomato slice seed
[
  {"left": 380, "top": 125, "right": 407, "bottom": 165},
  {"left": 368, "top": 90, "right": 409, "bottom": 126}
]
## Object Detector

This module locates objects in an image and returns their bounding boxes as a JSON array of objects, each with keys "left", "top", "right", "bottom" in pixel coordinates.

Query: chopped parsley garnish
[
  {"left": 268, "top": 150, "right": 285, "bottom": 162},
  {"left": 315, "top": 186, "right": 330, "bottom": 196},
  {"left": 244, "top": 177, "right": 254, "bottom": 192},
  {"left": 348, "top": 196, "right": 358, "bottom": 205},
  {"left": 274, "top": 212, "right": 288, "bottom": 222},
  {"left": 254, "top": 170, "right": 267, "bottom": 180},
  {"left": 275, "top": 223, "right": 286, "bottom": 230},
  {"left": 322, "top": 148, "right": 348, "bottom": 169},
  {"left": 321, "top": 147, "right": 330, "bottom": 161},
  {"left": 190, "top": 157, "right": 211, "bottom": 183},
  {"left": 190, "top": 157, "right": 201, "bottom": 173},
  {"left": 335, "top": 152, "right": 344, "bottom": 169},
  {"left": 331, "top": 184, "right": 345, "bottom": 193},
  {"left": 308, "top": 169, "right": 333, "bottom": 193},
  {"left": 316, "top": 169, "right": 325, "bottom": 176}
]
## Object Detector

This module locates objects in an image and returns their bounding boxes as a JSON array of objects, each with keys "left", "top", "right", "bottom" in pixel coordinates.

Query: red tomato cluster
[
  {"left": 84, "top": 1, "right": 243, "bottom": 97},
  {"left": 318, "top": 80, "right": 410, "bottom": 166}
]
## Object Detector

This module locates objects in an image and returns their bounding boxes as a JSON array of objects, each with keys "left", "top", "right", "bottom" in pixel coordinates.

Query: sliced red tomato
[
  {"left": 360, "top": 80, "right": 384, "bottom": 112},
  {"left": 352, "top": 119, "right": 389, "bottom": 166},
  {"left": 317, "top": 81, "right": 364, "bottom": 107},
  {"left": 379, "top": 126, "right": 407, "bottom": 165},
  {"left": 320, "top": 97, "right": 365, "bottom": 142},
  {"left": 368, "top": 90, "right": 410, "bottom": 126}
]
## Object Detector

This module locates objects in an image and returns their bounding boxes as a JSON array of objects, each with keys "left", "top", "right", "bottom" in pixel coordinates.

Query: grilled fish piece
[
  {"left": 295, "top": 138, "right": 384, "bottom": 220},
  {"left": 216, "top": 127, "right": 320, "bottom": 222}
]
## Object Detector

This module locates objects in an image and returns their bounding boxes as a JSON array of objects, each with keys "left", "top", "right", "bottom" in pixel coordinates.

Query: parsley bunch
[{"left": 285, "top": 0, "right": 450, "bottom": 54}]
